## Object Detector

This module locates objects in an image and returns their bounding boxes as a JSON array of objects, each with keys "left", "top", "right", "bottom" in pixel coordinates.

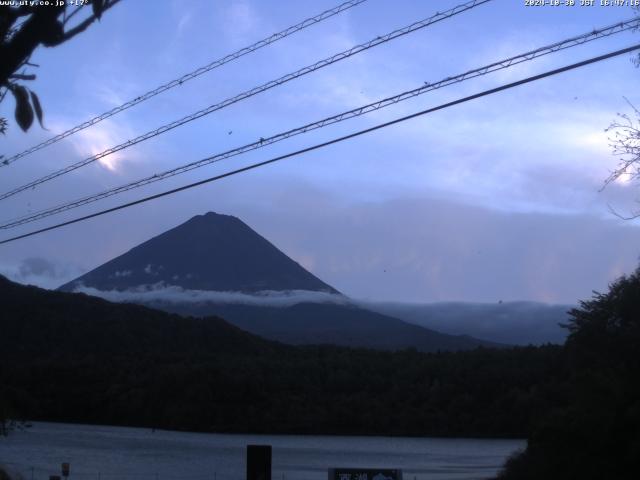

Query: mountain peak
[
  {"left": 59, "top": 212, "right": 339, "bottom": 294},
  {"left": 192, "top": 211, "right": 238, "bottom": 222}
]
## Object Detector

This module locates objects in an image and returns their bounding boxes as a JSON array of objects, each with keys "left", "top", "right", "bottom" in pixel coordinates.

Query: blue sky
[{"left": 1, "top": 0, "right": 640, "bottom": 303}]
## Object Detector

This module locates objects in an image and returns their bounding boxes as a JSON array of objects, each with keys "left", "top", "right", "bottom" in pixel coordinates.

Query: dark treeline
[
  {"left": 2, "top": 269, "right": 639, "bottom": 480},
  {"left": 0, "top": 275, "right": 563, "bottom": 438},
  {"left": 497, "top": 267, "right": 640, "bottom": 480},
  {"left": 1, "top": 346, "right": 565, "bottom": 437}
]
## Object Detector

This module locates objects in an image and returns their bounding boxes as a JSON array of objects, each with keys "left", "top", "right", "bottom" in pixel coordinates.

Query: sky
[{"left": 1, "top": 0, "right": 640, "bottom": 304}]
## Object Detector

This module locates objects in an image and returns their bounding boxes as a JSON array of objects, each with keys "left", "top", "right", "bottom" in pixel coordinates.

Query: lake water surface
[{"left": 0, "top": 422, "right": 524, "bottom": 480}]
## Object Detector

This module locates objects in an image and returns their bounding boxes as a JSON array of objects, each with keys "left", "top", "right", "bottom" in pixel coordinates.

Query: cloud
[
  {"left": 219, "top": 184, "right": 640, "bottom": 304},
  {"left": 92, "top": 85, "right": 129, "bottom": 110},
  {"left": 0, "top": 257, "right": 82, "bottom": 289},
  {"left": 357, "top": 299, "right": 572, "bottom": 345},
  {"left": 222, "top": 0, "right": 260, "bottom": 42},
  {"left": 176, "top": 11, "right": 193, "bottom": 38},
  {"left": 50, "top": 117, "right": 140, "bottom": 174},
  {"left": 73, "top": 283, "right": 350, "bottom": 308},
  {"left": 18, "top": 257, "right": 57, "bottom": 278},
  {"left": 352, "top": 94, "right": 633, "bottom": 217}
]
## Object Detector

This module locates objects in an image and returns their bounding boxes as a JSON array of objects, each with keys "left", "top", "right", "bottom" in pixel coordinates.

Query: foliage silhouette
[
  {"left": 0, "top": 1, "right": 120, "bottom": 136},
  {"left": 0, "top": 275, "right": 564, "bottom": 438},
  {"left": 496, "top": 267, "right": 640, "bottom": 479}
]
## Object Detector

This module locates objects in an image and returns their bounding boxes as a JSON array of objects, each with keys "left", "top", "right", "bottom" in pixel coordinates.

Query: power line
[
  {"left": 0, "top": 0, "right": 368, "bottom": 168},
  {"left": 0, "top": 0, "right": 492, "bottom": 201},
  {"left": 2, "top": 43, "right": 638, "bottom": 246},
  {"left": 2, "top": 16, "right": 638, "bottom": 230}
]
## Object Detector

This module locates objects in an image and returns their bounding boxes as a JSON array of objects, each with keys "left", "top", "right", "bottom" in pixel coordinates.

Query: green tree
[
  {"left": 497, "top": 267, "right": 640, "bottom": 479},
  {"left": 0, "top": 0, "right": 121, "bottom": 135}
]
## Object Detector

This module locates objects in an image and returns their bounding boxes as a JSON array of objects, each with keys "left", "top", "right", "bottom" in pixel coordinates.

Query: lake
[{"left": 0, "top": 422, "right": 524, "bottom": 480}]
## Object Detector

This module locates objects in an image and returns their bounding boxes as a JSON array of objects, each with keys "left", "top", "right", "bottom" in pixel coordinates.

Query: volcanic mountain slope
[
  {"left": 59, "top": 211, "right": 500, "bottom": 352},
  {"left": 59, "top": 212, "right": 337, "bottom": 294},
  {"left": 151, "top": 300, "right": 499, "bottom": 351}
]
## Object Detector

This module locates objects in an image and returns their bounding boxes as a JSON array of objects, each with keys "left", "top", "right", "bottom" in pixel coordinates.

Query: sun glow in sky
[{"left": 75, "top": 127, "right": 124, "bottom": 172}]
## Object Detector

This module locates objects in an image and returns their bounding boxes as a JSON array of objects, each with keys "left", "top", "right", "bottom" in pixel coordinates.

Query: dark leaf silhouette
[
  {"left": 10, "top": 85, "right": 34, "bottom": 132},
  {"left": 0, "top": 0, "right": 120, "bottom": 138},
  {"left": 40, "top": 20, "right": 65, "bottom": 47},
  {"left": 29, "top": 90, "right": 45, "bottom": 129},
  {"left": 92, "top": 0, "right": 105, "bottom": 20}
]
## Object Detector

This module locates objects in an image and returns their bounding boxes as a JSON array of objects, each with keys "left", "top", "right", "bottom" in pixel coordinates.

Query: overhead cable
[
  {"left": 2, "top": 17, "right": 638, "bottom": 230},
  {"left": 0, "top": 0, "right": 368, "bottom": 167},
  {"left": 0, "top": 0, "right": 492, "bottom": 201},
  {"left": 2, "top": 43, "right": 638, "bottom": 245}
]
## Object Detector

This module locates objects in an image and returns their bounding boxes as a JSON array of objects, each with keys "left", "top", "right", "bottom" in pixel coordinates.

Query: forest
[
  {"left": 0, "top": 274, "right": 563, "bottom": 438},
  {"left": 1, "top": 268, "right": 639, "bottom": 479}
]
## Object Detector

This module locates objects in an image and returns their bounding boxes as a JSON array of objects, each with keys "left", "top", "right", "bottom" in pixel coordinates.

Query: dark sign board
[
  {"left": 247, "top": 444, "right": 271, "bottom": 480},
  {"left": 329, "top": 468, "right": 402, "bottom": 480}
]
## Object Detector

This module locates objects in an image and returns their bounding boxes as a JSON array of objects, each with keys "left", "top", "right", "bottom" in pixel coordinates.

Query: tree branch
[
  {"left": 9, "top": 73, "right": 35, "bottom": 81},
  {"left": 63, "top": 5, "right": 84, "bottom": 27},
  {"left": 55, "top": 0, "right": 121, "bottom": 45},
  {"left": 607, "top": 203, "right": 640, "bottom": 221}
]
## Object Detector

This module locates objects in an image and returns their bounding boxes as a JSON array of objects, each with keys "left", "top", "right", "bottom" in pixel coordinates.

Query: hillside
[
  {"left": 57, "top": 211, "right": 498, "bottom": 352},
  {"left": 155, "top": 300, "right": 499, "bottom": 351},
  {"left": 363, "top": 301, "right": 571, "bottom": 345},
  {"left": 1, "top": 275, "right": 562, "bottom": 437},
  {"left": 0, "top": 274, "right": 272, "bottom": 358}
]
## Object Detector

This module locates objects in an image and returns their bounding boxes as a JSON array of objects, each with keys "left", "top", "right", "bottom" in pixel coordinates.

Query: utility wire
[
  {"left": 2, "top": 43, "right": 638, "bottom": 246},
  {"left": 2, "top": 17, "right": 638, "bottom": 230},
  {"left": 0, "top": 0, "right": 492, "bottom": 201},
  {"left": 0, "top": 0, "right": 368, "bottom": 168}
]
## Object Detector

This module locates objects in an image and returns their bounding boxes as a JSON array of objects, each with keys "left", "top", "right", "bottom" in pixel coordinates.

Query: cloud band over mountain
[{"left": 74, "top": 283, "right": 350, "bottom": 308}]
